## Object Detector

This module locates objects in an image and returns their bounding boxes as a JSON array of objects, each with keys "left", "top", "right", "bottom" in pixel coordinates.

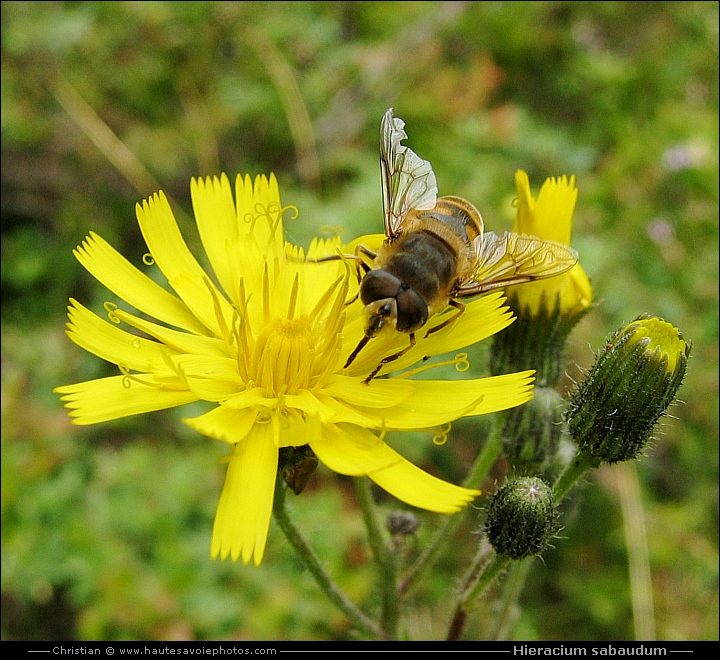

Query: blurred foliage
[{"left": 2, "top": 0, "right": 717, "bottom": 642}]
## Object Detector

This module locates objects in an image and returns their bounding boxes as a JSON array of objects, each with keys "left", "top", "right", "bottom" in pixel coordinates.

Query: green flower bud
[
  {"left": 386, "top": 511, "right": 421, "bottom": 537},
  {"left": 485, "top": 477, "right": 559, "bottom": 560},
  {"left": 502, "top": 387, "right": 566, "bottom": 475},
  {"left": 565, "top": 314, "right": 690, "bottom": 464}
]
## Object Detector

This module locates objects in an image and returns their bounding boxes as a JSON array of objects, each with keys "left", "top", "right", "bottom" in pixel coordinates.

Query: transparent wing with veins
[
  {"left": 380, "top": 108, "right": 438, "bottom": 238},
  {"left": 455, "top": 232, "right": 579, "bottom": 297}
]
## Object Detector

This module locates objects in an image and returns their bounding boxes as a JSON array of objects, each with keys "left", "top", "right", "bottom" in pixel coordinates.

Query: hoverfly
[{"left": 344, "top": 108, "right": 579, "bottom": 384}]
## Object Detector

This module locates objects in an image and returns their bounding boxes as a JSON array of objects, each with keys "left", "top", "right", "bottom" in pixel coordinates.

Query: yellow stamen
[
  {"left": 205, "top": 276, "right": 231, "bottom": 345},
  {"left": 432, "top": 423, "right": 453, "bottom": 446},
  {"left": 308, "top": 275, "right": 345, "bottom": 322},
  {"left": 118, "top": 364, "right": 163, "bottom": 390},
  {"left": 251, "top": 316, "right": 314, "bottom": 394},
  {"left": 235, "top": 279, "right": 254, "bottom": 385},
  {"left": 396, "top": 353, "right": 471, "bottom": 380},
  {"left": 262, "top": 264, "right": 271, "bottom": 327},
  {"left": 287, "top": 273, "right": 299, "bottom": 320},
  {"left": 104, "top": 301, "right": 121, "bottom": 324}
]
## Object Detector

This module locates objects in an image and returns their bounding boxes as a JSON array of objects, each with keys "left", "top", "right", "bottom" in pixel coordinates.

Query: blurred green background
[{"left": 2, "top": 1, "right": 717, "bottom": 642}]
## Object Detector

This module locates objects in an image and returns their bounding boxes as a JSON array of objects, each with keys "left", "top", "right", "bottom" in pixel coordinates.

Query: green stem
[
  {"left": 399, "top": 417, "right": 505, "bottom": 596},
  {"left": 272, "top": 480, "right": 384, "bottom": 640},
  {"left": 465, "top": 550, "right": 511, "bottom": 607},
  {"left": 447, "top": 545, "right": 512, "bottom": 641},
  {"left": 553, "top": 450, "right": 601, "bottom": 501},
  {"left": 487, "top": 557, "right": 534, "bottom": 640},
  {"left": 355, "top": 477, "right": 400, "bottom": 640},
  {"left": 463, "top": 420, "right": 505, "bottom": 489}
]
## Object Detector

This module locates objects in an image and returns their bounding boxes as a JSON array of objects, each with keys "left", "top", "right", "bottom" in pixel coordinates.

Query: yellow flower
[
  {"left": 509, "top": 170, "right": 592, "bottom": 317},
  {"left": 55, "top": 173, "right": 534, "bottom": 566}
]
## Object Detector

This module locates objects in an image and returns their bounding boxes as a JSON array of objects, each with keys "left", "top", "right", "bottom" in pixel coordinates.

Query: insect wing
[
  {"left": 380, "top": 108, "right": 438, "bottom": 237},
  {"left": 456, "top": 232, "right": 579, "bottom": 296}
]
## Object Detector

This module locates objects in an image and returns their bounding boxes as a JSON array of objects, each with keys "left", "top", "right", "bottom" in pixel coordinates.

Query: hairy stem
[
  {"left": 356, "top": 477, "right": 400, "bottom": 639},
  {"left": 272, "top": 480, "right": 384, "bottom": 639}
]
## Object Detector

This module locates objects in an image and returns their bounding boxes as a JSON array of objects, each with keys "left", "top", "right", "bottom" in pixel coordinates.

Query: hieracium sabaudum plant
[{"left": 56, "top": 109, "right": 690, "bottom": 641}]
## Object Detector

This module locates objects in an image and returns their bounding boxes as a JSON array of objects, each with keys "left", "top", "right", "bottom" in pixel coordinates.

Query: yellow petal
[
  {"left": 350, "top": 386, "right": 477, "bottom": 429},
  {"left": 170, "top": 354, "right": 242, "bottom": 382},
  {"left": 563, "top": 263, "right": 593, "bottom": 313},
  {"left": 310, "top": 423, "right": 400, "bottom": 476},
  {"left": 368, "top": 451, "right": 480, "bottom": 513},
  {"left": 281, "top": 390, "right": 380, "bottom": 426},
  {"left": 513, "top": 169, "right": 538, "bottom": 235},
  {"left": 235, "top": 173, "right": 257, "bottom": 232},
  {"left": 54, "top": 375, "right": 197, "bottom": 425},
  {"left": 275, "top": 409, "right": 320, "bottom": 448},
  {"left": 311, "top": 424, "right": 479, "bottom": 513},
  {"left": 462, "top": 371, "right": 535, "bottom": 415},
  {"left": 532, "top": 175, "right": 578, "bottom": 244},
  {"left": 66, "top": 299, "right": 177, "bottom": 372},
  {"left": 222, "top": 387, "right": 278, "bottom": 410},
  {"left": 160, "top": 354, "right": 245, "bottom": 401},
  {"left": 183, "top": 406, "right": 258, "bottom": 444},
  {"left": 110, "top": 307, "right": 232, "bottom": 359},
  {"left": 211, "top": 424, "right": 278, "bottom": 565},
  {"left": 319, "top": 374, "right": 412, "bottom": 409},
  {"left": 73, "top": 232, "right": 207, "bottom": 335},
  {"left": 512, "top": 170, "right": 578, "bottom": 244},
  {"left": 182, "top": 373, "right": 246, "bottom": 403},
  {"left": 312, "top": 393, "right": 381, "bottom": 426},
  {"left": 235, "top": 173, "right": 284, "bottom": 257},
  {"left": 135, "top": 191, "right": 235, "bottom": 337},
  {"left": 352, "top": 374, "right": 529, "bottom": 429},
  {"left": 191, "top": 174, "right": 239, "bottom": 303}
]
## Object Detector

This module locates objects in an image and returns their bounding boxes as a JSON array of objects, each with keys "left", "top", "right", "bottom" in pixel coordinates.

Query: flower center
[
  {"left": 251, "top": 316, "right": 315, "bottom": 395},
  {"left": 231, "top": 266, "right": 348, "bottom": 397}
]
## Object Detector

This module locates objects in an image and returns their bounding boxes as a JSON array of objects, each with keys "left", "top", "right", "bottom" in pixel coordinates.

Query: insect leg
[
  {"left": 289, "top": 242, "right": 375, "bottom": 270},
  {"left": 297, "top": 244, "right": 374, "bottom": 305},
  {"left": 353, "top": 244, "right": 376, "bottom": 279},
  {"left": 425, "top": 299, "right": 465, "bottom": 337},
  {"left": 355, "top": 244, "right": 377, "bottom": 261},
  {"left": 363, "top": 333, "right": 416, "bottom": 385},
  {"left": 343, "top": 244, "right": 375, "bottom": 306}
]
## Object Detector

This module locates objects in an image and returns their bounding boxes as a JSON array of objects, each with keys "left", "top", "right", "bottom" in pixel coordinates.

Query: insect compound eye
[
  {"left": 359, "top": 270, "right": 402, "bottom": 305},
  {"left": 395, "top": 287, "right": 428, "bottom": 333}
]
